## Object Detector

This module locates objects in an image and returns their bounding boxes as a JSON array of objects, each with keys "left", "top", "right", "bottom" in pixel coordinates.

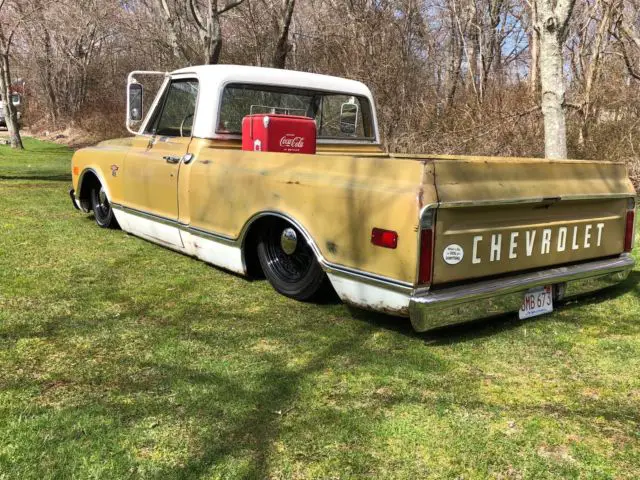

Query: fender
[
  {"left": 239, "top": 209, "right": 413, "bottom": 293},
  {"left": 76, "top": 167, "right": 114, "bottom": 204},
  {"left": 239, "top": 210, "right": 324, "bottom": 264}
]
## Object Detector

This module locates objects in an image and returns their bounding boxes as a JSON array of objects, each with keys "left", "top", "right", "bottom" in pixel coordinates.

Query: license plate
[{"left": 519, "top": 285, "right": 553, "bottom": 320}]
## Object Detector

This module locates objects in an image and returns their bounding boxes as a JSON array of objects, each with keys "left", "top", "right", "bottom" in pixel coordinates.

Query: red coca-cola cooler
[{"left": 241, "top": 114, "right": 317, "bottom": 154}]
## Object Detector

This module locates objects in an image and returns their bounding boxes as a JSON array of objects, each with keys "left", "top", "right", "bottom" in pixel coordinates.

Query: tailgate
[{"left": 430, "top": 156, "right": 635, "bottom": 285}]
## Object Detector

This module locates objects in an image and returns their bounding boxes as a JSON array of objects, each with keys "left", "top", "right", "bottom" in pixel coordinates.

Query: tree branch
[
  {"left": 620, "top": 22, "right": 640, "bottom": 50},
  {"left": 620, "top": 40, "right": 640, "bottom": 81},
  {"left": 217, "top": 0, "right": 245, "bottom": 15},
  {"left": 556, "top": 0, "right": 576, "bottom": 28},
  {"left": 189, "top": 0, "right": 206, "bottom": 31}
]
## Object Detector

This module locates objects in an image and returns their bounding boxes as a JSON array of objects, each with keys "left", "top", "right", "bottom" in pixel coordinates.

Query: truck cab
[{"left": 70, "top": 65, "right": 636, "bottom": 331}]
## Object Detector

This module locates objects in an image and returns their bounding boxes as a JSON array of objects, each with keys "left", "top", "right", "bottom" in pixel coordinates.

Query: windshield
[{"left": 218, "top": 83, "right": 375, "bottom": 140}]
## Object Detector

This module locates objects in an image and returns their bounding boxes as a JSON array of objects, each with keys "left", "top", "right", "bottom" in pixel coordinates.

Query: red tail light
[
  {"left": 418, "top": 228, "right": 434, "bottom": 285},
  {"left": 624, "top": 209, "right": 635, "bottom": 252},
  {"left": 371, "top": 228, "right": 398, "bottom": 249}
]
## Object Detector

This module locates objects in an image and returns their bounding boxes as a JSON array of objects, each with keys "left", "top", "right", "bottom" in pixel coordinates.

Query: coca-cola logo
[{"left": 279, "top": 134, "right": 305, "bottom": 149}]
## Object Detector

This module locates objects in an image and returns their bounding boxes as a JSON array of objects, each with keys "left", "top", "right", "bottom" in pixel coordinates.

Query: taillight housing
[
  {"left": 624, "top": 198, "right": 636, "bottom": 253},
  {"left": 371, "top": 228, "right": 398, "bottom": 249},
  {"left": 418, "top": 208, "right": 436, "bottom": 286}
]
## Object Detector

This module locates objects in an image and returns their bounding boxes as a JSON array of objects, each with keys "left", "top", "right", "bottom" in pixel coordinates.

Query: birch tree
[{"left": 532, "top": 0, "right": 576, "bottom": 159}]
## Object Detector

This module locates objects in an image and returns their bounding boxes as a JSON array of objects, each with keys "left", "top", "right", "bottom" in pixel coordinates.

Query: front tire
[
  {"left": 257, "top": 221, "right": 327, "bottom": 301},
  {"left": 90, "top": 185, "right": 118, "bottom": 229}
]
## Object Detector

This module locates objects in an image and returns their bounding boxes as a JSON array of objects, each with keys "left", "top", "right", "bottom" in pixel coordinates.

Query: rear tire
[
  {"left": 90, "top": 185, "right": 118, "bottom": 229},
  {"left": 257, "top": 221, "right": 327, "bottom": 301}
]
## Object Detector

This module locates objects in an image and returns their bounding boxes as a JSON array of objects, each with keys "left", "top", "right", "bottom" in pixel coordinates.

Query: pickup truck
[
  {"left": 69, "top": 65, "right": 637, "bottom": 331},
  {"left": 0, "top": 93, "right": 22, "bottom": 128}
]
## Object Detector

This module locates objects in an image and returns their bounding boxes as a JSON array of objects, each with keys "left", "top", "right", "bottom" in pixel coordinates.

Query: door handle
[{"left": 164, "top": 155, "right": 180, "bottom": 164}]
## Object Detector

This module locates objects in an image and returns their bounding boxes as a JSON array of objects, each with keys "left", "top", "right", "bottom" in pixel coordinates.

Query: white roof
[
  {"left": 171, "top": 64, "right": 373, "bottom": 98},
  {"left": 142, "top": 65, "right": 380, "bottom": 143}
]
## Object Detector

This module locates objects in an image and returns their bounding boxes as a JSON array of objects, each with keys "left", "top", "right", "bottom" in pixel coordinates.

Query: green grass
[
  {"left": 1, "top": 138, "right": 639, "bottom": 479},
  {"left": 0, "top": 138, "right": 72, "bottom": 181}
]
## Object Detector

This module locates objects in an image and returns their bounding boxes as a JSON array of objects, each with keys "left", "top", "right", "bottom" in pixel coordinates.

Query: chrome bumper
[{"left": 409, "top": 255, "right": 635, "bottom": 332}]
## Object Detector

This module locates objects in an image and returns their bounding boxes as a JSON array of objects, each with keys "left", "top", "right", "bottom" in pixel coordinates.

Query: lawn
[{"left": 0, "top": 138, "right": 639, "bottom": 479}]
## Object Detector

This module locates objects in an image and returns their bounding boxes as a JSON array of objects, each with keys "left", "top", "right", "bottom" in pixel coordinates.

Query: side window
[
  {"left": 316, "top": 95, "right": 367, "bottom": 138},
  {"left": 147, "top": 79, "right": 198, "bottom": 137}
]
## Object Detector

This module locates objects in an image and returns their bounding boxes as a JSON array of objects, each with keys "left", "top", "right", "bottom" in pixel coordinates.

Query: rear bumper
[{"left": 409, "top": 254, "right": 635, "bottom": 332}]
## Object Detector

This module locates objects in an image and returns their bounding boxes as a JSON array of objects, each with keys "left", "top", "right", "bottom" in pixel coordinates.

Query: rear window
[{"left": 217, "top": 84, "right": 374, "bottom": 140}]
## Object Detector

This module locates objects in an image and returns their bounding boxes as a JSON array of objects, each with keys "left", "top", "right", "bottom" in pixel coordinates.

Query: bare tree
[
  {"left": 4, "top": 0, "right": 639, "bottom": 171},
  {"left": 189, "top": 0, "right": 246, "bottom": 64},
  {"left": 272, "top": 0, "right": 296, "bottom": 68},
  {"left": 532, "top": 0, "right": 576, "bottom": 159},
  {"left": 0, "top": 0, "right": 24, "bottom": 149},
  {"left": 613, "top": 2, "right": 640, "bottom": 81},
  {"left": 574, "top": 0, "right": 620, "bottom": 147}
]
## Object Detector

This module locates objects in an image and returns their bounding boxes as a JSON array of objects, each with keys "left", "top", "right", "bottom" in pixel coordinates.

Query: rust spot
[
  {"left": 417, "top": 187, "right": 424, "bottom": 209},
  {"left": 286, "top": 180, "right": 301, "bottom": 185},
  {"left": 340, "top": 295, "right": 409, "bottom": 316},
  {"left": 201, "top": 160, "right": 212, "bottom": 165},
  {"left": 326, "top": 241, "right": 338, "bottom": 254}
]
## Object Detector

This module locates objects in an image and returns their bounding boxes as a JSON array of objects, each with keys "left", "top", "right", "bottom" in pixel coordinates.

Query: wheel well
[
  {"left": 242, "top": 217, "right": 275, "bottom": 278},
  {"left": 78, "top": 171, "right": 101, "bottom": 210},
  {"left": 242, "top": 215, "right": 321, "bottom": 279}
]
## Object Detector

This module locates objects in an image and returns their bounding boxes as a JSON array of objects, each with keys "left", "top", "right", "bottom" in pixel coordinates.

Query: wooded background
[{"left": 2, "top": 0, "right": 640, "bottom": 175}]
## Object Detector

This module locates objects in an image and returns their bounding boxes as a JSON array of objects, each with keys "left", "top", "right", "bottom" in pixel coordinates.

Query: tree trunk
[
  {"left": 539, "top": 24, "right": 567, "bottom": 159},
  {"left": 535, "top": 0, "right": 575, "bottom": 159},
  {"left": 529, "top": 1, "right": 540, "bottom": 94},
  {"left": 0, "top": 51, "right": 24, "bottom": 150},
  {"left": 272, "top": 0, "right": 296, "bottom": 69},
  {"left": 40, "top": 29, "right": 59, "bottom": 126},
  {"left": 157, "top": 0, "right": 184, "bottom": 60},
  {"left": 205, "top": 13, "right": 222, "bottom": 65},
  {"left": 529, "top": 27, "right": 539, "bottom": 94}
]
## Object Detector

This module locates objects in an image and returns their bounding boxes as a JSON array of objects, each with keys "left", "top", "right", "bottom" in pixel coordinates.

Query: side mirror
[
  {"left": 128, "top": 83, "right": 144, "bottom": 123},
  {"left": 339, "top": 102, "right": 358, "bottom": 135}
]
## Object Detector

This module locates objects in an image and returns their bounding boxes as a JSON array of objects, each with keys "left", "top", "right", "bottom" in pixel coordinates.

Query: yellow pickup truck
[{"left": 69, "top": 65, "right": 636, "bottom": 331}]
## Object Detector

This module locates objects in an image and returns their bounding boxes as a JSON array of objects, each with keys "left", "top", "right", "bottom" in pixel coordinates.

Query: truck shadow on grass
[
  {"left": 0, "top": 174, "right": 72, "bottom": 181},
  {"left": 347, "top": 270, "right": 640, "bottom": 344},
  {"left": 18, "top": 302, "right": 449, "bottom": 478}
]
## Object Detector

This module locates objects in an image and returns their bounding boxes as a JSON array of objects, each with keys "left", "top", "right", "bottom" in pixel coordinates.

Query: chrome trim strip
[
  {"left": 438, "top": 193, "right": 635, "bottom": 209},
  {"left": 186, "top": 225, "right": 236, "bottom": 245},
  {"left": 409, "top": 254, "right": 635, "bottom": 331},
  {"left": 110, "top": 204, "right": 413, "bottom": 292},
  {"left": 112, "top": 203, "right": 179, "bottom": 229}
]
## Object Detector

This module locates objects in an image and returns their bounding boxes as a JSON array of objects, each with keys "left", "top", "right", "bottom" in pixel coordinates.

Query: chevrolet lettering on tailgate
[
  {"left": 471, "top": 223, "right": 605, "bottom": 263},
  {"left": 68, "top": 65, "right": 637, "bottom": 332}
]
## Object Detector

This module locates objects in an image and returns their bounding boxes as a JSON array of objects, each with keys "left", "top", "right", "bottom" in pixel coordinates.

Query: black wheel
[
  {"left": 257, "top": 221, "right": 327, "bottom": 301},
  {"left": 90, "top": 185, "right": 118, "bottom": 229}
]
